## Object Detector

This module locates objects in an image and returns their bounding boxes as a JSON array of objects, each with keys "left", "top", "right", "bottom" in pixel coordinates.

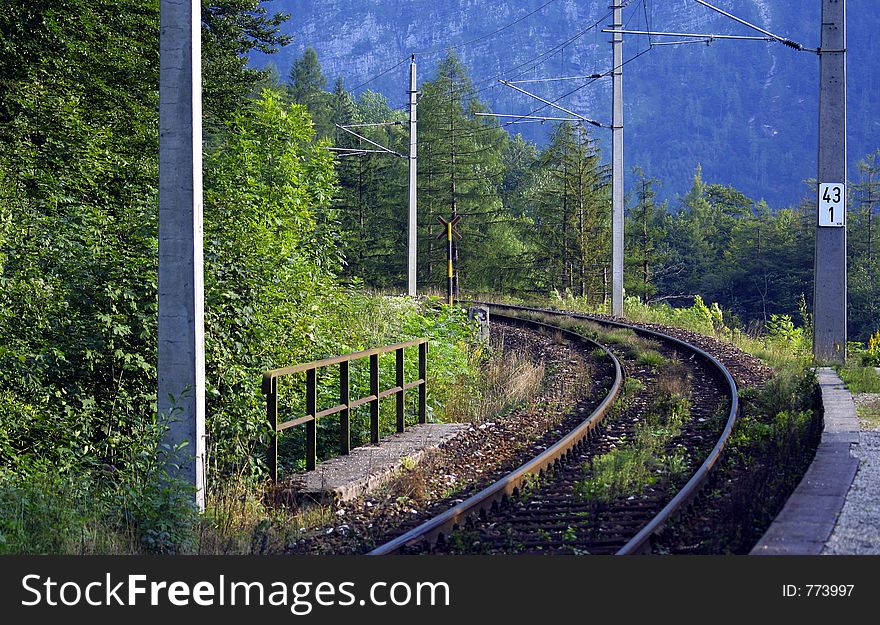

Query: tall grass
[
  {"left": 444, "top": 348, "right": 545, "bottom": 423},
  {"left": 837, "top": 365, "right": 880, "bottom": 394}
]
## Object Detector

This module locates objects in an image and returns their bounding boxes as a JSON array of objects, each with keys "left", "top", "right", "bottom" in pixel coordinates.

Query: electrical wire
[
  {"left": 338, "top": 2, "right": 651, "bottom": 157},
  {"left": 412, "top": 0, "right": 564, "bottom": 57},
  {"left": 406, "top": 44, "right": 655, "bottom": 153},
  {"left": 388, "top": 9, "right": 615, "bottom": 110},
  {"left": 343, "top": 0, "right": 566, "bottom": 98}
]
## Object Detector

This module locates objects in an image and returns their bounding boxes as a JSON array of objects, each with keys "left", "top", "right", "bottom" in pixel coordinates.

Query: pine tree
[
  {"left": 525, "top": 122, "right": 608, "bottom": 301},
  {"left": 625, "top": 168, "right": 667, "bottom": 304},
  {"left": 287, "top": 47, "right": 331, "bottom": 136},
  {"left": 849, "top": 150, "right": 880, "bottom": 339},
  {"left": 332, "top": 90, "right": 408, "bottom": 287},
  {"left": 202, "top": 0, "right": 291, "bottom": 130},
  {"left": 415, "top": 52, "right": 507, "bottom": 294}
]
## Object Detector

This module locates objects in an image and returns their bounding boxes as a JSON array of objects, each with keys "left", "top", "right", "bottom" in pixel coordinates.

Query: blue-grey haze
[{"left": 251, "top": 0, "right": 878, "bottom": 209}]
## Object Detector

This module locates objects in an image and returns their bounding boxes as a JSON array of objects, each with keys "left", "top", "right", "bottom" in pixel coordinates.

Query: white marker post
[{"left": 158, "top": 0, "right": 206, "bottom": 511}]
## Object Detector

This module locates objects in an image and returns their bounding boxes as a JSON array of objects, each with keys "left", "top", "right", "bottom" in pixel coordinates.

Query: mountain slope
[{"left": 253, "top": 0, "right": 877, "bottom": 208}]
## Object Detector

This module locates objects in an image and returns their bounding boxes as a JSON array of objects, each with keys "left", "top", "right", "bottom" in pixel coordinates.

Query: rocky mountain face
[{"left": 253, "top": 0, "right": 877, "bottom": 208}]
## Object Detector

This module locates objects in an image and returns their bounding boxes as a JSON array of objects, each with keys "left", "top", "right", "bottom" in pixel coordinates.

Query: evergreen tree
[
  {"left": 331, "top": 90, "right": 408, "bottom": 287},
  {"left": 202, "top": 0, "right": 291, "bottom": 129},
  {"left": 625, "top": 168, "right": 668, "bottom": 304},
  {"left": 526, "top": 122, "right": 609, "bottom": 302},
  {"left": 329, "top": 77, "right": 361, "bottom": 129},
  {"left": 849, "top": 150, "right": 880, "bottom": 339},
  {"left": 287, "top": 46, "right": 331, "bottom": 135},
  {"left": 416, "top": 52, "right": 507, "bottom": 294}
]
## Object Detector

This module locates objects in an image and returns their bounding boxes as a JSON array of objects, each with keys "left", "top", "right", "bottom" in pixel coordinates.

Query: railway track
[{"left": 369, "top": 302, "right": 740, "bottom": 555}]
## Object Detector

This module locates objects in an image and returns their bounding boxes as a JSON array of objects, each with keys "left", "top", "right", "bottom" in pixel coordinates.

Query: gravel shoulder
[{"left": 823, "top": 394, "right": 880, "bottom": 555}]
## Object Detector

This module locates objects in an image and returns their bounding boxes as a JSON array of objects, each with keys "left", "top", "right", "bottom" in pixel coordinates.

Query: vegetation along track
[{"left": 369, "top": 303, "right": 740, "bottom": 555}]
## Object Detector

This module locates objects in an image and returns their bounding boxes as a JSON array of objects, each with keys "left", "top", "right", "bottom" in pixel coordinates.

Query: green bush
[
  {"left": 856, "top": 330, "right": 880, "bottom": 366},
  {"left": 273, "top": 294, "right": 481, "bottom": 473},
  {"left": 0, "top": 465, "right": 90, "bottom": 554},
  {"left": 837, "top": 365, "right": 880, "bottom": 394}
]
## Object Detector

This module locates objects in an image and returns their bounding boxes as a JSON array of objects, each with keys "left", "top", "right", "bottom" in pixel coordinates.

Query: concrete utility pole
[
  {"left": 408, "top": 55, "right": 418, "bottom": 296},
  {"left": 158, "top": 0, "right": 206, "bottom": 510},
  {"left": 813, "top": 0, "right": 847, "bottom": 362},
  {"left": 611, "top": 3, "right": 625, "bottom": 317}
]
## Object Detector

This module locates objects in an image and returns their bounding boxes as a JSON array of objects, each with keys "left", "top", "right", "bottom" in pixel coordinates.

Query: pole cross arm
[
  {"left": 692, "top": 0, "right": 817, "bottom": 52},
  {"left": 498, "top": 80, "right": 604, "bottom": 128},
  {"left": 335, "top": 124, "right": 405, "bottom": 158},
  {"left": 603, "top": 28, "right": 773, "bottom": 42}
]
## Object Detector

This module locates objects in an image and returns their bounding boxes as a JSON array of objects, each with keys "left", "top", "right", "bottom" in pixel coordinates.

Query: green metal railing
[{"left": 261, "top": 339, "right": 428, "bottom": 481}]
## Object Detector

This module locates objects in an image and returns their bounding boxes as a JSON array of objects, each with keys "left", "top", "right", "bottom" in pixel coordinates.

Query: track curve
[
  {"left": 370, "top": 303, "right": 740, "bottom": 555},
  {"left": 368, "top": 312, "right": 623, "bottom": 555}
]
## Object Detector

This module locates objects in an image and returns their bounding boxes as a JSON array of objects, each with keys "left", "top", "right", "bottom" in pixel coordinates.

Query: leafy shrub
[
  {"left": 0, "top": 465, "right": 90, "bottom": 554},
  {"left": 837, "top": 365, "right": 880, "bottom": 394},
  {"left": 765, "top": 314, "right": 811, "bottom": 356},
  {"left": 860, "top": 330, "right": 880, "bottom": 366}
]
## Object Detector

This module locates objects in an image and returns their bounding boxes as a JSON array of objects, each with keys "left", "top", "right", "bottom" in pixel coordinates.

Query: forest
[
  {"left": 0, "top": 1, "right": 877, "bottom": 553},
  {"left": 282, "top": 46, "right": 879, "bottom": 341}
]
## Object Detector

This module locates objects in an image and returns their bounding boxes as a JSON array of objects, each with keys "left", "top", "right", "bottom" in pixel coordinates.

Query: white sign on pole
[{"left": 818, "top": 182, "right": 845, "bottom": 227}]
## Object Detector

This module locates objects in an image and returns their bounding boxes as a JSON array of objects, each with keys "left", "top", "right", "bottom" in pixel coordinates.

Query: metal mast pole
[
  {"left": 813, "top": 0, "right": 847, "bottom": 362},
  {"left": 158, "top": 0, "right": 206, "bottom": 510},
  {"left": 611, "top": 3, "right": 625, "bottom": 317},
  {"left": 408, "top": 55, "right": 418, "bottom": 296}
]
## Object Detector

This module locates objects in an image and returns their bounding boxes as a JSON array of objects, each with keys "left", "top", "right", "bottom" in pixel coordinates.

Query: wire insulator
[{"left": 782, "top": 39, "right": 803, "bottom": 51}]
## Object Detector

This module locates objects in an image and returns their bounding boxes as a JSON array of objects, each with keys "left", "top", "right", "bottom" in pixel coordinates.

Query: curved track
[
  {"left": 369, "top": 312, "right": 623, "bottom": 555},
  {"left": 369, "top": 303, "right": 740, "bottom": 555}
]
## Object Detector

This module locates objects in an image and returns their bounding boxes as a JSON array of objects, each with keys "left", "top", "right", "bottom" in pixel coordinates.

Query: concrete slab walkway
[
  {"left": 280, "top": 423, "right": 469, "bottom": 504},
  {"left": 750, "top": 367, "right": 860, "bottom": 555}
]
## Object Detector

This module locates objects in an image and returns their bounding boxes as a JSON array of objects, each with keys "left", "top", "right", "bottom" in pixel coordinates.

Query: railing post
[
  {"left": 340, "top": 360, "right": 350, "bottom": 455},
  {"left": 267, "top": 376, "right": 278, "bottom": 482},
  {"left": 418, "top": 341, "right": 427, "bottom": 424},
  {"left": 370, "top": 353, "right": 380, "bottom": 444},
  {"left": 306, "top": 368, "right": 317, "bottom": 471},
  {"left": 396, "top": 347, "right": 405, "bottom": 433}
]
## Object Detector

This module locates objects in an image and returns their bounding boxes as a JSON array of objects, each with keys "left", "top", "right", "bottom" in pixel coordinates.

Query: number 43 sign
[{"left": 818, "top": 182, "right": 845, "bottom": 227}]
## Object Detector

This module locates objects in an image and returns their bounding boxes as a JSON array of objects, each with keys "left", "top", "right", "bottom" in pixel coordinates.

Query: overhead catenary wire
[
  {"left": 335, "top": 124, "right": 405, "bottom": 158},
  {"left": 650, "top": 39, "right": 715, "bottom": 47},
  {"left": 499, "top": 80, "right": 604, "bottom": 127},
  {"left": 507, "top": 74, "right": 605, "bottom": 85},
  {"left": 498, "top": 0, "right": 647, "bottom": 85},
  {"left": 345, "top": 0, "right": 566, "bottom": 99},
  {"left": 412, "top": 0, "right": 650, "bottom": 146},
  {"left": 339, "top": 2, "right": 651, "bottom": 159},
  {"left": 348, "top": 57, "right": 411, "bottom": 94},
  {"left": 475, "top": 113, "right": 583, "bottom": 122},
  {"left": 488, "top": 46, "right": 653, "bottom": 135},
  {"left": 407, "top": 45, "right": 654, "bottom": 152},
  {"left": 387, "top": 8, "right": 617, "bottom": 110},
  {"left": 603, "top": 28, "right": 774, "bottom": 42},
  {"left": 411, "top": 0, "right": 564, "bottom": 58}
]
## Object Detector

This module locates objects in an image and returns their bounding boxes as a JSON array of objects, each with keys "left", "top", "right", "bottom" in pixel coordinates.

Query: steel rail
[
  {"left": 368, "top": 312, "right": 623, "bottom": 555},
  {"left": 469, "top": 301, "right": 740, "bottom": 555}
]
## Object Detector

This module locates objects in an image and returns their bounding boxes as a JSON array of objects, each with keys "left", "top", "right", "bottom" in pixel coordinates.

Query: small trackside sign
[{"left": 818, "top": 182, "right": 845, "bottom": 227}]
